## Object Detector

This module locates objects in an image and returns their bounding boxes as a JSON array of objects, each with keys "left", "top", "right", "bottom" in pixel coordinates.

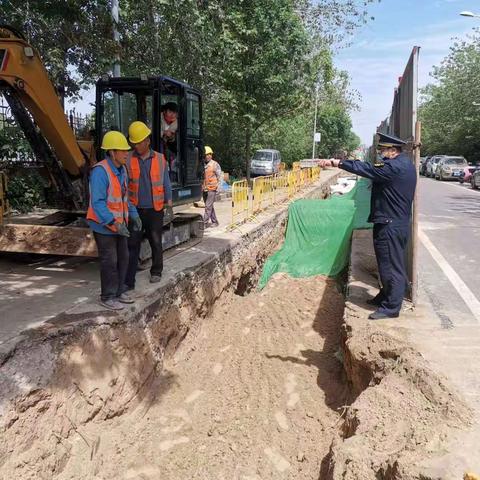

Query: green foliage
[
  {"left": 0, "top": 125, "right": 33, "bottom": 163},
  {"left": 419, "top": 31, "right": 480, "bottom": 163},
  {"left": 0, "top": 1, "right": 116, "bottom": 102},
  {"left": 0, "top": 0, "right": 369, "bottom": 179},
  {"left": 6, "top": 172, "right": 48, "bottom": 213}
]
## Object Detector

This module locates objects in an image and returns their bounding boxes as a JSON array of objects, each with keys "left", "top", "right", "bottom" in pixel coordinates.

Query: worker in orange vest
[
  {"left": 124, "top": 121, "right": 173, "bottom": 289},
  {"left": 87, "top": 131, "right": 141, "bottom": 310},
  {"left": 203, "top": 146, "right": 222, "bottom": 228}
]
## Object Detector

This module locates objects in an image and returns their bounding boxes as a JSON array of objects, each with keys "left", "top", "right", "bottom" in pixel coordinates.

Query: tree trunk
[{"left": 245, "top": 123, "right": 252, "bottom": 182}]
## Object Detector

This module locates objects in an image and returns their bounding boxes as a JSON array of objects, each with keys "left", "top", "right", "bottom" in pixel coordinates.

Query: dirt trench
[
  {"left": 0, "top": 188, "right": 472, "bottom": 478},
  {"left": 0, "top": 272, "right": 347, "bottom": 480},
  {"left": 2, "top": 265, "right": 470, "bottom": 480}
]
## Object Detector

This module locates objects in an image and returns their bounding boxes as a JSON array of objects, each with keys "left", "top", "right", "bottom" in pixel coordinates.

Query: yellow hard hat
[
  {"left": 128, "top": 121, "right": 152, "bottom": 144},
  {"left": 205, "top": 146, "right": 213, "bottom": 156},
  {"left": 101, "top": 131, "right": 130, "bottom": 150}
]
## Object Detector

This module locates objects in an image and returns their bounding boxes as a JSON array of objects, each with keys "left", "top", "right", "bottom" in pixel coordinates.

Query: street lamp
[{"left": 460, "top": 11, "right": 480, "bottom": 18}]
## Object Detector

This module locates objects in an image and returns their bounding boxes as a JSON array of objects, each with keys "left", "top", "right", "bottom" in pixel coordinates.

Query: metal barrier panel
[
  {"left": 251, "top": 177, "right": 264, "bottom": 215},
  {"left": 262, "top": 175, "right": 275, "bottom": 209},
  {"left": 230, "top": 179, "right": 249, "bottom": 227},
  {"left": 274, "top": 172, "right": 289, "bottom": 203}
]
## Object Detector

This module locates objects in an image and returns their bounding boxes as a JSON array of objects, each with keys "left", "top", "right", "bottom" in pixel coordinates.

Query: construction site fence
[{"left": 229, "top": 167, "right": 321, "bottom": 228}]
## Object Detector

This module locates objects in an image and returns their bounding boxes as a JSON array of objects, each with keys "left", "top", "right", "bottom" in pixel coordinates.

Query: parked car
[
  {"left": 419, "top": 156, "right": 429, "bottom": 176},
  {"left": 459, "top": 164, "right": 479, "bottom": 184},
  {"left": 435, "top": 156, "right": 468, "bottom": 181},
  {"left": 471, "top": 169, "right": 480, "bottom": 189},
  {"left": 425, "top": 156, "right": 444, "bottom": 178},
  {"left": 250, "top": 149, "right": 282, "bottom": 177}
]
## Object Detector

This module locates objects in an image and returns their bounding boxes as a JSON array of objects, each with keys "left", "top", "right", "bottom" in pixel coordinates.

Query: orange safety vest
[
  {"left": 86, "top": 159, "right": 129, "bottom": 232},
  {"left": 204, "top": 160, "right": 220, "bottom": 191},
  {"left": 127, "top": 151, "right": 166, "bottom": 211}
]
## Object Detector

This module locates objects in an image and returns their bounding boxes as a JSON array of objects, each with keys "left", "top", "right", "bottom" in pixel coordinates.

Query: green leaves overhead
[
  {"left": 0, "top": 0, "right": 370, "bottom": 173},
  {"left": 420, "top": 31, "right": 480, "bottom": 163}
]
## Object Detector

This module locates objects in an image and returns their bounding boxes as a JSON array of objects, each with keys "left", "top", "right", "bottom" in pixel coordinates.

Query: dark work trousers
[
  {"left": 125, "top": 208, "right": 164, "bottom": 289},
  {"left": 93, "top": 232, "right": 129, "bottom": 301},
  {"left": 203, "top": 190, "right": 218, "bottom": 225},
  {"left": 372, "top": 223, "right": 410, "bottom": 316}
]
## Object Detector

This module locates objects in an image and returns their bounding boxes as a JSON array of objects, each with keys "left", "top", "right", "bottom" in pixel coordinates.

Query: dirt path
[{"left": 56, "top": 274, "right": 346, "bottom": 480}]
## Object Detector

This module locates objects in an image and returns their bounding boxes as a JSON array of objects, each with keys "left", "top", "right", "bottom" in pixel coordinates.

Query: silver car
[
  {"left": 435, "top": 156, "right": 468, "bottom": 181},
  {"left": 426, "top": 155, "right": 444, "bottom": 178},
  {"left": 250, "top": 149, "right": 281, "bottom": 177}
]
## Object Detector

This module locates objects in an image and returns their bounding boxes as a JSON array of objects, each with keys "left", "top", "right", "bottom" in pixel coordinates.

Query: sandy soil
[{"left": 51, "top": 274, "right": 346, "bottom": 480}]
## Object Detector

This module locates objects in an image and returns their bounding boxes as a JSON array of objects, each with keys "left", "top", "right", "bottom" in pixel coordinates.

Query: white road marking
[
  {"left": 419, "top": 228, "right": 480, "bottom": 322},
  {"left": 435, "top": 180, "right": 480, "bottom": 193}
]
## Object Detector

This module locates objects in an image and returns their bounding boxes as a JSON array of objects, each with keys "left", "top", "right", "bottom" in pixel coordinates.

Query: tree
[
  {"left": 0, "top": 0, "right": 116, "bottom": 103},
  {"left": 1, "top": 0, "right": 370, "bottom": 177},
  {"left": 419, "top": 31, "right": 480, "bottom": 163}
]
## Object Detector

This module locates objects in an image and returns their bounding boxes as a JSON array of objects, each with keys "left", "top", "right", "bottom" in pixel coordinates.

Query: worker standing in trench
[
  {"left": 319, "top": 132, "right": 417, "bottom": 320},
  {"left": 124, "top": 121, "right": 173, "bottom": 289},
  {"left": 87, "top": 131, "right": 141, "bottom": 310}
]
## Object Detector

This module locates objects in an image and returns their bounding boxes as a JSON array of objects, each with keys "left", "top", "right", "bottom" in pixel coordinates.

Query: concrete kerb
[{"left": 0, "top": 169, "right": 342, "bottom": 422}]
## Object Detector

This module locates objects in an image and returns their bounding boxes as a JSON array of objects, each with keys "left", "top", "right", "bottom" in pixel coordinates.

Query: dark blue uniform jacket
[{"left": 339, "top": 153, "right": 417, "bottom": 225}]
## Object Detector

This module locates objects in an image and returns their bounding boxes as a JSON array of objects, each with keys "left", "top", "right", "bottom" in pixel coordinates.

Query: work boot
[
  {"left": 368, "top": 310, "right": 399, "bottom": 320},
  {"left": 366, "top": 297, "right": 383, "bottom": 306},
  {"left": 117, "top": 293, "right": 135, "bottom": 304},
  {"left": 100, "top": 299, "right": 124, "bottom": 311},
  {"left": 150, "top": 275, "right": 162, "bottom": 284}
]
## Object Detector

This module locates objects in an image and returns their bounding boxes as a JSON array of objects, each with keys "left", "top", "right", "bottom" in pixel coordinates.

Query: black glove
[
  {"left": 116, "top": 223, "right": 130, "bottom": 237},
  {"left": 130, "top": 216, "right": 142, "bottom": 232}
]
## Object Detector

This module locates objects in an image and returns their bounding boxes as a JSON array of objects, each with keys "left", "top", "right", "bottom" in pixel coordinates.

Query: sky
[{"left": 335, "top": 0, "right": 480, "bottom": 145}]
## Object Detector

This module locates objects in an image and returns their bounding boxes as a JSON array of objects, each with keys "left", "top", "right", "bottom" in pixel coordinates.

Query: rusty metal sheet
[{"left": 0, "top": 224, "right": 98, "bottom": 256}]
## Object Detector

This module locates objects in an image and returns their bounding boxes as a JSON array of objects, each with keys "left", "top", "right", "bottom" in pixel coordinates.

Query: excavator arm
[{"left": 0, "top": 25, "right": 88, "bottom": 208}]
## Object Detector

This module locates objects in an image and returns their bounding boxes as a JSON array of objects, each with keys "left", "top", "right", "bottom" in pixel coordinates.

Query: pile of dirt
[{"left": 324, "top": 324, "right": 473, "bottom": 480}]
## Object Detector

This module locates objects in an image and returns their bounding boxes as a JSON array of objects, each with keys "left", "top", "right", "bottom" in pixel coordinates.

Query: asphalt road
[
  {"left": 418, "top": 176, "right": 480, "bottom": 325},
  {"left": 415, "top": 176, "right": 480, "bottom": 409}
]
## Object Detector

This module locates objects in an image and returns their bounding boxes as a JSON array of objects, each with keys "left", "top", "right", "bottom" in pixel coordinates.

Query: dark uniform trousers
[
  {"left": 373, "top": 222, "right": 410, "bottom": 316},
  {"left": 93, "top": 232, "right": 129, "bottom": 301},
  {"left": 125, "top": 208, "right": 164, "bottom": 289}
]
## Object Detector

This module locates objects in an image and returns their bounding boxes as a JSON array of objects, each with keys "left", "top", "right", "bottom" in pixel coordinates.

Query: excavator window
[
  {"left": 186, "top": 92, "right": 201, "bottom": 138},
  {"left": 101, "top": 90, "right": 153, "bottom": 139}
]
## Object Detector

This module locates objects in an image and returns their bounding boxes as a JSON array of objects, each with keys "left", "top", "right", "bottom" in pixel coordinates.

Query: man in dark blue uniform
[{"left": 320, "top": 132, "right": 417, "bottom": 320}]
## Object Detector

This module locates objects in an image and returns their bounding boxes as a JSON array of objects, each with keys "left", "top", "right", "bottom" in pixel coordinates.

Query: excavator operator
[
  {"left": 86, "top": 131, "right": 141, "bottom": 311},
  {"left": 124, "top": 121, "right": 173, "bottom": 291}
]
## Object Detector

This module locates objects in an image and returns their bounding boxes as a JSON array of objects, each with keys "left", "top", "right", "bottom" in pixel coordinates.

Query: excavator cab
[{"left": 95, "top": 76, "right": 204, "bottom": 206}]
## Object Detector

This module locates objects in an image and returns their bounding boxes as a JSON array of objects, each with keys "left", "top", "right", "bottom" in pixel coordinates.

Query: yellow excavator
[{"left": 0, "top": 25, "right": 204, "bottom": 256}]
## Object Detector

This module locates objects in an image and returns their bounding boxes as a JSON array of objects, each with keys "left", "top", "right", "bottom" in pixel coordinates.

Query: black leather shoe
[
  {"left": 366, "top": 297, "right": 383, "bottom": 306},
  {"left": 368, "top": 311, "right": 399, "bottom": 320}
]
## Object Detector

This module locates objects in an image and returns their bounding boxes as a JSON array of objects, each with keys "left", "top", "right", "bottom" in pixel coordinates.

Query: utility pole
[
  {"left": 112, "top": 0, "right": 121, "bottom": 77},
  {"left": 111, "top": 0, "right": 122, "bottom": 129},
  {"left": 312, "top": 85, "right": 319, "bottom": 161}
]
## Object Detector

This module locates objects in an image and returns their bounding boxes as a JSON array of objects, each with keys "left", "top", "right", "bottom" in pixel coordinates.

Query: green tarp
[{"left": 258, "top": 178, "right": 372, "bottom": 289}]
